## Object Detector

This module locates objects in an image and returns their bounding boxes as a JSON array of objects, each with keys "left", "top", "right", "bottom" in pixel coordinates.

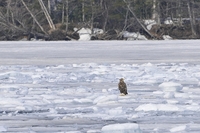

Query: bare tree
[
  {"left": 122, "top": 8, "right": 129, "bottom": 31},
  {"left": 66, "top": 0, "right": 69, "bottom": 31},
  {"left": 152, "top": 0, "right": 160, "bottom": 24},
  {"left": 177, "top": 0, "right": 182, "bottom": 26},
  {"left": 152, "top": 0, "right": 157, "bottom": 20},
  {"left": 187, "top": 0, "right": 197, "bottom": 37},
  {"left": 62, "top": 2, "right": 64, "bottom": 23},
  {"left": 90, "top": 0, "right": 94, "bottom": 30},
  {"left": 82, "top": 0, "right": 85, "bottom": 22},
  {"left": 21, "top": 0, "right": 47, "bottom": 34},
  {"left": 102, "top": 1, "right": 108, "bottom": 32},
  {"left": 38, "top": 0, "right": 55, "bottom": 30},
  {"left": 123, "top": 0, "right": 155, "bottom": 38},
  {"left": 48, "top": 0, "right": 51, "bottom": 14}
]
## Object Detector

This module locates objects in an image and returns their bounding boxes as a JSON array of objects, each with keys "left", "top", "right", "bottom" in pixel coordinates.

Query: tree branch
[
  {"left": 21, "top": 0, "right": 48, "bottom": 35},
  {"left": 123, "top": 0, "right": 155, "bottom": 38}
]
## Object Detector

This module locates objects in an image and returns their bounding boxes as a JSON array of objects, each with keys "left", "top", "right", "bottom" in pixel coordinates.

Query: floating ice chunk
[
  {"left": 0, "top": 85, "right": 20, "bottom": 90},
  {"left": 189, "top": 94, "right": 199, "bottom": 99},
  {"left": 153, "top": 91, "right": 164, "bottom": 95},
  {"left": 135, "top": 104, "right": 157, "bottom": 111},
  {"left": 73, "top": 98, "right": 93, "bottom": 104},
  {"left": 16, "top": 87, "right": 29, "bottom": 95},
  {"left": 182, "top": 87, "right": 189, "bottom": 92},
  {"left": 159, "top": 82, "right": 182, "bottom": 92},
  {"left": 93, "top": 96, "right": 106, "bottom": 104},
  {"left": 59, "top": 89, "right": 75, "bottom": 95},
  {"left": 185, "top": 105, "right": 200, "bottom": 111},
  {"left": 0, "top": 72, "right": 10, "bottom": 80},
  {"left": 108, "top": 107, "right": 124, "bottom": 116},
  {"left": 131, "top": 114, "right": 139, "bottom": 119},
  {"left": 54, "top": 99, "right": 73, "bottom": 104},
  {"left": 191, "top": 102, "right": 198, "bottom": 106},
  {"left": 153, "top": 128, "right": 159, "bottom": 133},
  {"left": 170, "top": 125, "right": 187, "bottom": 132},
  {"left": 35, "top": 68, "right": 43, "bottom": 72},
  {"left": 87, "top": 129, "right": 101, "bottom": 133},
  {"left": 54, "top": 65, "right": 65, "bottom": 68},
  {"left": 0, "top": 98, "right": 22, "bottom": 106},
  {"left": 164, "top": 92, "right": 174, "bottom": 98},
  {"left": 72, "top": 64, "right": 78, "bottom": 67},
  {"left": 135, "top": 104, "right": 180, "bottom": 112},
  {"left": 0, "top": 126, "right": 7, "bottom": 132},
  {"left": 174, "top": 92, "right": 189, "bottom": 99},
  {"left": 108, "top": 88, "right": 117, "bottom": 92},
  {"left": 166, "top": 100, "right": 179, "bottom": 104},
  {"left": 101, "top": 123, "right": 142, "bottom": 133},
  {"left": 102, "top": 89, "right": 107, "bottom": 93},
  {"left": 49, "top": 108, "right": 57, "bottom": 114},
  {"left": 66, "top": 131, "right": 82, "bottom": 133},
  {"left": 75, "top": 87, "right": 90, "bottom": 93},
  {"left": 16, "top": 106, "right": 26, "bottom": 110},
  {"left": 158, "top": 104, "right": 180, "bottom": 111},
  {"left": 93, "top": 95, "right": 118, "bottom": 105},
  {"left": 185, "top": 100, "right": 193, "bottom": 105},
  {"left": 70, "top": 76, "right": 77, "bottom": 80}
]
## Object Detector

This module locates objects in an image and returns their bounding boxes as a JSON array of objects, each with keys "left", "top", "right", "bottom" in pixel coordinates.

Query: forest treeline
[{"left": 0, "top": 0, "right": 200, "bottom": 41}]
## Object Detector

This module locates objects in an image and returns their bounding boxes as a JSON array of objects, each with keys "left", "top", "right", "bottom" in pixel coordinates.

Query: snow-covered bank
[{"left": 1, "top": 63, "right": 200, "bottom": 132}]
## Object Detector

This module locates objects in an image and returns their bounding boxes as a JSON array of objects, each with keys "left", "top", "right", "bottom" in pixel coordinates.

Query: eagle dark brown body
[{"left": 118, "top": 78, "right": 128, "bottom": 95}]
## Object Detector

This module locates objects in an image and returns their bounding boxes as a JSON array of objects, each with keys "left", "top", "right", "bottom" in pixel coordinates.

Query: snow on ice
[
  {"left": 101, "top": 123, "right": 142, "bottom": 133},
  {"left": 1, "top": 41, "right": 200, "bottom": 132},
  {"left": 0, "top": 62, "right": 200, "bottom": 132},
  {"left": 76, "top": 28, "right": 92, "bottom": 41},
  {"left": 170, "top": 125, "right": 188, "bottom": 132},
  {"left": 121, "top": 31, "right": 148, "bottom": 40},
  {"left": 0, "top": 126, "right": 7, "bottom": 132},
  {"left": 74, "top": 27, "right": 104, "bottom": 41}
]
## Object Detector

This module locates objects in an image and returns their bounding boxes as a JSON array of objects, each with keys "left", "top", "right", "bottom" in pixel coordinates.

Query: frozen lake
[
  {"left": 0, "top": 40, "right": 200, "bottom": 133},
  {"left": 1, "top": 40, "right": 200, "bottom": 65}
]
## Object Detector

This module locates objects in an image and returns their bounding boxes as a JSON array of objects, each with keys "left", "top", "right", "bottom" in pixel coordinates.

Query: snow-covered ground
[{"left": 0, "top": 40, "right": 200, "bottom": 133}]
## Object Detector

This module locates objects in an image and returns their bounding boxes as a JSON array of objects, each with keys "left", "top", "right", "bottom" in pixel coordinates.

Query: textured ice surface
[
  {"left": 101, "top": 123, "right": 142, "bottom": 133},
  {"left": 1, "top": 41, "right": 200, "bottom": 132}
]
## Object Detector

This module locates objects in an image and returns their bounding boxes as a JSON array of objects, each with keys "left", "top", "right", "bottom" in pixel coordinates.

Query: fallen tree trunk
[
  {"left": 38, "top": 0, "right": 56, "bottom": 30},
  {"left": 123, "top": 0, "right": 155, "bottom": 39},
  {"left": 21, "top": 0, "right": 48, "bottom": 35}
]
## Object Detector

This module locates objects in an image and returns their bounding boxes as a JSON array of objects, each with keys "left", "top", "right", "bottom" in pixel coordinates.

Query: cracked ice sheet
[
  {"left": 0, "top": 41, "right": 200, "bottom": 132},
  {"left": 0, "top": 63, "right": 200, "bottom": 132}
]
